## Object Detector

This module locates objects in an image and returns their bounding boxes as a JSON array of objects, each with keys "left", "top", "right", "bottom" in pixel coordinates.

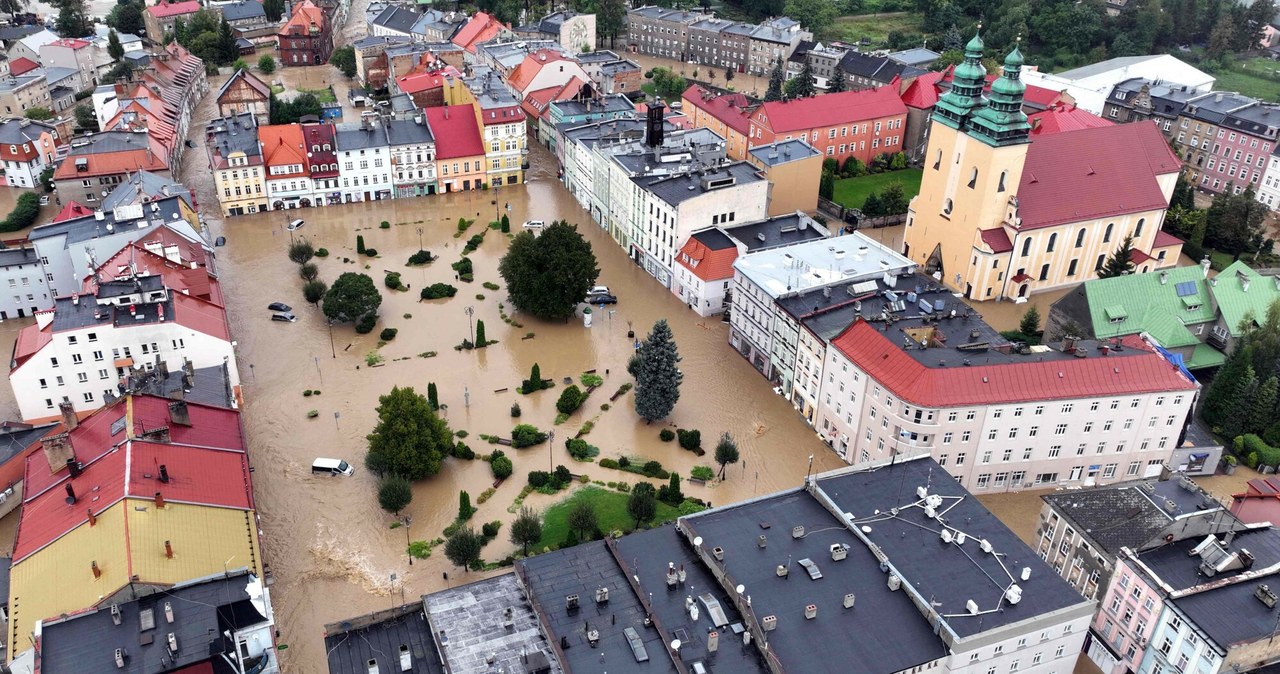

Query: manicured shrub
[
  {"left": 315, "top": 247, "right": 329, "bottom": 257},
  {"left": 659, "top": 429, "right": 675, "bottom": 442},
  {"left": 378, "top": 474, "right": 413, "bottom": 512},
  {"left": 384, "top": 272, "right": 403, "bottom": 289},
  {"left": 356, "top": 235, "right": 366, "bottom": 254},
  {"left": 511, "top": 424, "right": 548, "bottom": 448},
  {"left": 407, "top": 250, "right": 433, "bottom": 265},
  {"left": 491, "top": 450, "right": 513, "bottom": 479},
  {"left": 677, "top": 429, "right": 701, "bottom": 451},
  {"left": 599, "top": 458, "right": 619, "bottom": 470},
  {"left": 565, "top": 438, "right": 599, "bottom": 460},
  {"left": 642, "top": 460, "right": 664, "bottom": 477},
  {"left": 364, "top": 248, "right": 379, "bottom": 257},
  {"left": 618, "top": 456, "right": 630, "bottom": 468},
  {"left": 556, "top": 385, "right": 585, "bottom": 415},
  {"left": 379, "top": 328, "right": 398, "bottom": 341},
  {"left": 355, "top": 314, "right": 377, "bottom": 334},
  {"left": 380, "top": 220, "right": 391, "bottom": 229},
  {"left": 511, "top": 402, "right": 522, "bottom": 417},
  {"left": 454, "top": 442, "right": 475, "bottom": 460},
  {"left": 421, "top": 283, "right": 458, "bottom": 300},
  {"left": 691, "top": 466, "right": 715, "bottom": 481},
  {"left": 482, "top": 520, "right": 501, "bottom": 538},
  {"left": 528, "top": 470, "right": 550, "bottom": 487}
]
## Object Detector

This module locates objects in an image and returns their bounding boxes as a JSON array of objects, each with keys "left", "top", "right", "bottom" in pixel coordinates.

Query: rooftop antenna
[{"left": 805, "top": 455, "right": 813, "bottom": 486}]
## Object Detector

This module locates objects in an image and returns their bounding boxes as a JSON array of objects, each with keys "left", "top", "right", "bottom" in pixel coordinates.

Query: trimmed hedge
[
  {"left": 1234, "top": 434, "right": 1280, "bottom": 469},
  {"left": 421, "top": 283, "right": 458, "bottom": 300}
]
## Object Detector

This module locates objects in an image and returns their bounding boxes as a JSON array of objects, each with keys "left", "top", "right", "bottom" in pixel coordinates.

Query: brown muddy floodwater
[{"left": 187, "top": 143, "right": 849, "bottom": 671}]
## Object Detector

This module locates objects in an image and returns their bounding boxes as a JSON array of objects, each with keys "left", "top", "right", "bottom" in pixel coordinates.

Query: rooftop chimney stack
[
  {"left": 646, "top": 101, "right": 665, "bottom": 148},
  {"left": 164, "top": 540, "right": 173, "bottom": 558},
  {"left": 154, "top": 491, "right": 165, "bottom": 508},
  {"left": 91, "top": 560, "right": 101, "bottom": 579},
  {"left": 65, "top": 483, "right": 76, "bottom": 504},
  {"left": 159, "top": 464, "right": 170, "bottom": 483},
  {"left": 58, "top": 401, "right": 78, "bottom": 432},
  {"left": 44, "top": 432, "right": 75, "bottom": 476},
  {"left": 87, "top": 507, "right": 96, "bottom": 526}
]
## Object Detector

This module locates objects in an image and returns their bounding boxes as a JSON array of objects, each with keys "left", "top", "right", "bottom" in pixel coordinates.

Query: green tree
[
  {"left": 378, "top": 474, "right": 412, "bottom": 513},
  {"left": 1224, "top": 366, "right": 1258, "bottom": 440},
  {"left": 827, "top": 70, "right": 847, "bottom": 93},
  {"left": 323, "top": 272, "right": 382, "bottom": 323},
  {"left": 1206, "top": 16, "right": 1236, "bottom": 59},
  {"left": 365, "top": 386, "right": 453, "bottom": 480},
  {"left": 302, "top": 279, "right": 327, "bottom": 305},
  {"left": 784, "top": 59, "right": 817, "bottom": 99},
  {"left": 819, "top": 171, "right": 835, "bottom": 200},
  {"left": 509, "top": 506, "right": 542, "bottom": 555},
  {"left": 1172, "top": 175, "right": 1196, "bottom": 211},
  {"left": 878, "top": 182, "right": 909, "bottom": 214},
  {"left": 258, "top": 54, "right": 276, "bottom": 74},
  {"left": 330, "top": 45, "right": 357, "bottom": 78},
  {"left": 1203, "top": 345, "right": 1254, "bottom": 429},
  {"left": 714, "top": 432, "right": 740, "bottom": 479},
  {"left": 765, "top": 56, "right": 785, "bottom": 102},
  {"left": 57, "top": 0, "right": 91, "bottom": 37},
  {"left": 458, "top": 490, "right": 473, "bottom": 519},
  {"left": 288, "top": 239, "right": 314, "bottom": 264},
  {"left": 444, "top": 527, "right": 483, "bottom": 571},
  {"left": 1099, "top": 235, "right": 1136, "bottom": 278},
  {"left": 1205, "top": 187, "right": 1267, "bottom": 255},
  {"left": 1252, "top": 375, "right": 1279, "bottom": 436},
  {"left": 556, "top": 385, "right": 584, "bottom": 415},
  {"left": 861, "top": 191, "right": 883, "bottom": 216},
  {"left": 784, "top": 0, "right": 837, "bottom": 42},
  {"left": 475, "top": 320, "right": 487, "bottom": 346},
  {"left": 262, "top": 0, "right": 284, "bottom": 21},
  {"left": 427, "top": 382, "right": 439, "bottom": 410},
  {"left": 107, "top": 30, "right": 124, "bottom": 61},
  {"left": 299, "top": 262, "right": 319, "bottom": 281},
  {"left": 633, "top": 320, "right": 683, "bottom": 422},
  {"left": 567, "top": 499, "right": 598, "bottom": 540},
  {"left": 23, "top": 107, "right": 53, "bottom": 121},
  {"left": 659, "top": 472, "right": 683, "bottom": 505},
  {"left": 598, "top": 0, "right": 626, "bottom": 47},
  {"left": 74, "top": 105, "right": 98, "bottom": 133},
  {"left": 627, "top": 482, "right": 657, "bottom": 528},
  {"left": 491, "top": 453, "right": 513, "bottom": 479},
  {"left": 498, "top": 220, "right": 600, "bottom": 320},
  {"left": 0, "top": 193, "right": 40, "bottom": 233},
  {"left": 111, "top": 1, "right": 145, "bottom": 34},
  {"left": 1019, "top": 306, "right": 1041, "bottom": 337}
]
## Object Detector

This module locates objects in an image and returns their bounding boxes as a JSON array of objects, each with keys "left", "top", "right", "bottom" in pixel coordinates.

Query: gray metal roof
[
  {"left": 38, "top": 570, "right": 269, "bottom": 674},
  {"left": 423, "top": 574, "right": 561, "bottom": 674},
  {"left": 519, "top": 540, "right": 673, "bottom": 674},
  {"left": 748, "top": 139, "right": 819, "bottom": 166},
  {"left": 29, "top": 198, "right": 186, "bottom": 246},
  {"left": 122, "top": 363, "right": 236, "bottom": 409},
  {"left": 722, "top": 212, "right": 827, "bottom": 252},
  {"left": 219, "top": 0, "right": 266, "bottom": 22},
  {"left": 0, "top": 117, "right": 56, "bottom": 145},
  {"left": 691, "top": 226, "right": 736, "bottom": 251},
  {"left": 888, "top": 47, "right": 940, "bottom": 67},
  {"left": 814, "top": 459, "right": 1092, "bottom": 639},
  {"left": 335, "top": 125, "right": 389, "bottom": 151},
  {"left": 1184, "top": 91, "right": 1256, "bottom": 124},
  {"left": 1172, "top": 559, "right": 1280, "bottom": 651},
  {"left": 324, "top": 604, "right": 446, "bottom": 674},
  {"left": 51, "top": 293, "right": 173, "bottom": 332},
  {"left": 633, "top": 161, "right": 763, "bottom": 207},
  {"left": 64, "top": 131, "right": 154, "bottom": 156},
  {"left": 384, "top": 118, "right": 434, "bottom": 146},
  {"left": 101, "top": 171, "right": 193, "bottom": 212},
  {"left": 371, "top": 4, "right": 421, "bottom": 33},
  {"left": 207, "top": 112, "right": 262, "bottom": 160}
]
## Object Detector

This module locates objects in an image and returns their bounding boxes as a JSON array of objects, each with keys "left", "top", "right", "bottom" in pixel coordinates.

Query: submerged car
[
  {"left": 271, "top": 312, "right": 296, "bottom": 322},
  {"left": 268, "top": 302, "right": 292, "bottom": 312}
]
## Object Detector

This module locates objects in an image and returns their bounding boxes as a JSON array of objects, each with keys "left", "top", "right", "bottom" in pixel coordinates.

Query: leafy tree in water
[
  {"left": 330, "top": 45, "right": 357, "bottom": 78},
  {"left": 765, "top": 57, "right": 785, "bottom": 102},
  {"left": 427, "top": 382, "right": 439, "bottom": 410},
  {"left": 598, "top": 0, "right": 626, "bottom": 47},
  {"left": 323, "top": 272, "right": 382, "bottom": 323},
  {"left": 57, "top": 0, "right": 92, "bottom": 37},
  {"left": 365, "top": 386, "right": 453, "bottom": 480},
  {"left": 628, "top": 482, "right": 657, "bottom": 528},
  {"left": 444, "top": 527, "right": 483, "bottom": 571},
  {"left": 1098, "top": 235, "right": 1135, "bottom": 278},
  {"left": 1019, "top": 306, "right": 1041, "bottom": 337},
  {"left": 302, "top": 279, "right": 327, "bottom": 305},
  {"left": 567, "top": 499, "right": 598, "bottom": 540},
  {"left": 633, "top": 320, "right": 683, "bottom": 422},
  {"left": 258, "top": 54, "right": 276, "bottom": 74},
  {"left": 298, "top": 262, "right": 318, "bottom": 281},
  {"left": 714, "top": 432, "right": 739, "bottom": 479},
  {"left": 110, "top": 1, "right": 146, "bottom": 35},
  {"left": 262, "top": 0, "right": 284, "bottom": 21},
  {"left": 509, "top": 506, "right": 542, "bottom": 555},
  {"left": 498, "top": 220, "right": 599, "bottom": 320},
  {"left": 378, "top": 474, "right": 412, "bottom": 513},
  {"left": 288, "top": 239, "right": 314, "bottom": 264},
  {"left": 107, "top": 30, "right": 124, "bottom": 61}
]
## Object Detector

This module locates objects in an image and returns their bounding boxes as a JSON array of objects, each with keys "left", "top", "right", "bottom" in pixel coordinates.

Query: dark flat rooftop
[
  {"left": 816, "top": 458, "right": 1093, "bottom": 639},
  {"left": 615, "top": 526, "right": 769, "bottom": 674},
  {"left": 50, "top": 295, "right": 173, "bottom": 333},
  {"left": 1043, "top": 477, "right": 1232, "bottom": 555},
  {"left": 122, "top": 364, "right": 236, "bottom": 409},
  {"left": 0, "top": 422, "right": 55, "bottom": 475},
  {"left": 683, "top": 487, "right": 947, "bottom": 674},
  {"left": 723, "top": 213, "right": 827, "bottom": 252},
  {"left": 324, "top": 603, "right": 445, "bottom": 674},
  {"left": 519, "top": 540, "right": 671, "bottom": 674},
  {"left": 1139, "top": 527, "right": 1280, "bottom": 592},
  {"left": 423, "top": 574, "right": 560, "bottom": 674},
  {"left": 691, "top": 227, "right": 736, "bottom": 251}
]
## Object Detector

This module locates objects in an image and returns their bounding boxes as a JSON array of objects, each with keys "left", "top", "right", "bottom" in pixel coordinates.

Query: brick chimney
[
  {"left": 168, "top": 400, "right": 190, "bottom": 427},
  {"left": 43, "top": 432, "right": 75, "bottom": 475},
  {"left": 154, "top": 491, "right": 165, "bottom": 508},
  {"left": 57, "top": 401, "right": 78, "bottom": 431}
]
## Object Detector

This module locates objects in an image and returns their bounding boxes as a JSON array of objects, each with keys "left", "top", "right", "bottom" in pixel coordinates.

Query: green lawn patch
[
  {"left": 831, "top": 12, "right": 922, "bottom": 46},
  {"left": 537, "top": 486, "right": 678, "bottom": 550},
  {"left": 300, "top": 87, "right": 338, "bottom": 104},
  {"left": 832, "top": 168, "right": 923, "bottom": 210}
]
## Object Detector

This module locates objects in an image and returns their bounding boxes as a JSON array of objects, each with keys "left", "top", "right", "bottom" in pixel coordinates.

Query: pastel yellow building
[
  {"left": 206, "top": 111, "right": 269, "bottom": 216},
  {"left": 903, "top": 36, "right": 1183, "bottom": 301},
  {"left": 7, "top": 396, "right": 261, "bottom": 658}
]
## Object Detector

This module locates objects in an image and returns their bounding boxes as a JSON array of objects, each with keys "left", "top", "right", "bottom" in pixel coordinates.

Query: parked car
[
  {"left": 286, "top": 219, "right": 305, "bottom": 231},
  {"left": 522, "top": 220, "right": 545, "bottom": 230},
  {"left": 589, "top": 285, "right": 610, "bottom": 296},
  {"left": 268, "top": 302, "right": 292, "bottom": 312},
  {"left": 271, "top": 312, "right": 296, "bottom": 322},
  {"left": 312, "top": 458, "right": 354, "bottom": 476},
  {"left": 585, "top": 293, "right": 617, "bottom": 305},
  {"left": 38, "top": 195, "right": 49, "bottom": 206}
]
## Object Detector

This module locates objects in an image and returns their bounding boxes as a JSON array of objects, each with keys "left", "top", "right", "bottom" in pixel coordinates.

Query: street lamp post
[
  {"left": 548, "top": 430, "right": 555, "bottom": 471},
  {"left": 465, "top": 306, "right": 474, "bottom": 344},
  {"left": 416, "top": 227, "right": 423, "bottom": 252}
]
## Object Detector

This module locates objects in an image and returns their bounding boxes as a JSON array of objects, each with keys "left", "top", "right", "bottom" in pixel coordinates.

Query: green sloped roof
[
  {"left": 1187, "top": 343, "right": 1227, "bottom": 369},
  {"left": 1085, "top": 265, "right": 1215, "bottom": 340},
  {"left": 1211, "top": 261, "right": 1280, "bottom": 335}
]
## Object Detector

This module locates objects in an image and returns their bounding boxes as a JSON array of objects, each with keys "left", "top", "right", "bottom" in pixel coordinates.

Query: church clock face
[{"left": 569, "top": 20, "right": 588, "bottom": 50}]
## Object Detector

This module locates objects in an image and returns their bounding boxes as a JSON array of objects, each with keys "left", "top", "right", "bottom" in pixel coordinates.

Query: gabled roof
[
  {"left": 1028, "top": 103, "right": 1112, "bottom": 136},
  {"left": 979, "top": 227, "right": 1013, "bottom": 253},
  {"left": 395, "top": 66, "right": 460, "bottom": 94},
  {"left": 425, "top": 104, "right": 484, "bottom": 159},
  {"left": 1213, "top": 261, "right": 1280, "bottom": 337},
  {"left": 681, "top": 83, "right": 752, "bottom": 135},
  {"left": 8, "top": 56, "right": 37, "bottom": 76},
  {"left": 146, "top": 0, "right": 202, "bottom": 18},
  {"left": 220, "top": 0, "right": 266, "bottom": 21},
  {"left": 752, "top": 85, "right": 906, "bottom": 133},
  {"left": 51, "top": 201, "right": 91, "bottom": 223},
  {"left": 217, "top": 67, "right": 271, "bottom": 102},
  {"left": 451, "top": 11, "right": 504, "bottom": 52},
  {"left": 1017, "top": 121, "right": 1179, "bottom": 229},
  {"left": 830, "top": 319, "right": 1195, "bottom": 408},
  {"left": 1083, "top": 264, "right": 1215, "bottom": 348},
  {"left": 676, "top": 228, "right": 738, "bottom": 281},
  {"left": 898, "top": 70, "right": 944, "bottom": 108},
  {"left": 521, "top": 78, "right": 585, "bottom": 120},
  {"left": 508, "top": 48, "right": 572, "bottom": 92},
  {"left": 281, "top": 0, "right": 327, "bottom": 34},
  {"left": 52, "top": 132, "right": 170, "bottom": 180},
  {"left": 258, "top": 123, "right": 307, "bottom": 174}
]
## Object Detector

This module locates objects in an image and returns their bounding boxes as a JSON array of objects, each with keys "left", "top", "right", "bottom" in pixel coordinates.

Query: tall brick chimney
[
  {"left": 42, "top": 432, "right": 74, "bottom": 475},
  {"left": 57, "top": 401, "right": 78, "bottom": 431}
]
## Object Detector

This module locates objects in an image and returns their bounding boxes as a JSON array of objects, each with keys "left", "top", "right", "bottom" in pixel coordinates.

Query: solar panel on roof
[{"left": 1175, "top": 281, "right": 1197, "bottom": 297}]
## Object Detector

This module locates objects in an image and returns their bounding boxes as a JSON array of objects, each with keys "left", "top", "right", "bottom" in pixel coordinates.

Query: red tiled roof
[
  {"left": 51, "top": 201, "right": 91, "bottom": 222},
  {"left": 52, "top": 137, "right": 171, "bottom": 180},
  {"left": 1235, "top": 477, "right": 1280, "bottom": 500},
  {"left": 281, "top": 0, "right": 326, "bottom": 34},
  {"left": 752, "top": 86, "right": 907, "bottom": 134},
  {"left": 258, "top": 123, "right": 307, "bottom": 175},
  {"left": 1130, "top": 248, "right": 1153, "bottom": 265},
  {"left": 681, "top": 84, "right": 752, "bottom": 136},
  {"left": 1028, "top": 104, "right": 1112, "bottom": 136},
  {"left": 146, "top": 0, "right": 201, "bottom": 18},
  {"left": 426, "top": 105, "right": 484, "bottom": 159},
  {"left": 8, "top": 57, "right": 37, "bottom": 76},
  {"left": 395, "top": 67, "right": 460, "bottom": 94},
  {"left": 899, "top": 71, "right": 944, "bottom": 109},
  {"left": 1154, "top": 230, "right": 1183, "bottom": 248},
  {"left": 11, "top": 323, "right": 51, "bottom": 369},
  {"left": 14, "top": 430, "right": 252, "bottom": 562},
  {"left": 830, "top": 320, "right": 1195, "bottom": 409},
  {"left": 676, "top": 235, "right": 738, "bottom": 281},
  {"left": 171, "top": 291, "right": 231, "bottom": 341},
  {"left": 509, "top": 49, "right": 571, "bottom": 93},
  {"left": 478, "top": 104, "right": 525, "bottom": 125},
  {"left": 1024, "top": 84, "right": 1064, "bottom": 108},
  {"left": 451, "top": 12, "right": 504, "bottom": 53},
  {"left": 48, "top": 38, "right": 90, "bottom": 49},
  {"left": 979, "top": 228, "right": 1013, "bottom": 253},
  {"left": 1017, "top": 122, "right": 1180, "bottom": 230},
  {"left": 520, "top": 78, "right": 584, "bottom": 120}
]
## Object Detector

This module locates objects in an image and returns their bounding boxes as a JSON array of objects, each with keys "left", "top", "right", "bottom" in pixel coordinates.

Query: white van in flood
[{"left": 312, "top": 458, "right": 354, "bottom": 476}]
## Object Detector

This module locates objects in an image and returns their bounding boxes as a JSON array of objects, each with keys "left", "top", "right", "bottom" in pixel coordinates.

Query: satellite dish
[
  {"left": 861, "top": 526, "right": 872, "bottom": 533},
  {"left": 671, "top": 639, "right": 682, "bottom": 651},
  {"left": 735, "top": 584, "right": 745, "bottom": 594},
  {"left": 693, "top": 537, "right": 703, "bottom": 547}
]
